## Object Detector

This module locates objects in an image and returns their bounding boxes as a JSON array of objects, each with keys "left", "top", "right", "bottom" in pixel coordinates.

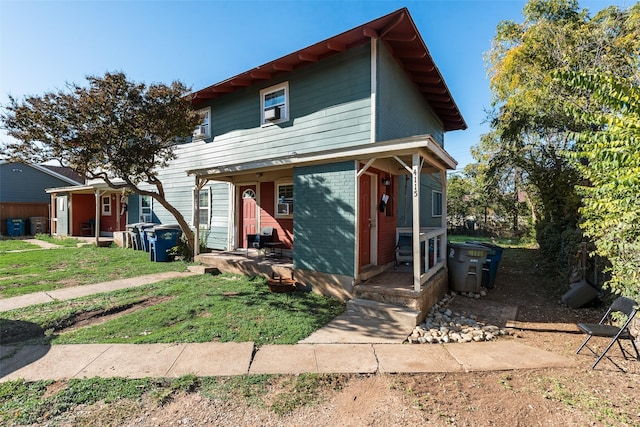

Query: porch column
[
  {"left": 193, "top": 186, "right": 200, "bottom": 257},
  {"left": 193, "top": 177, "right": 208, "bottom": 257},
  {"left": 94, "top": 190, "right": 100, "bottom": 246},
  {"left": 440, "top": 169, "right": 448, "bottom": 264},
  {"left": 412, "top": 152, "right": 421, "bottom": 291},
  {"left": 50, "top": 192, "right": 56, "bottom": 235}
]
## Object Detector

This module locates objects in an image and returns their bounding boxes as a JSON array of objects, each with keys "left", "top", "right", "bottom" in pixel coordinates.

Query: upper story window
[
  {"left": 432, "top": 190, "right": 442, "bottom": 217},
  {"left": 193, "top": 107, "right": 211, "bottom": 140},
  {"left": 276, "top": 183, "right": 293, "bottom": 218},
  {"left": 260, "top": 82, "right": 289, "bottom": 125}
]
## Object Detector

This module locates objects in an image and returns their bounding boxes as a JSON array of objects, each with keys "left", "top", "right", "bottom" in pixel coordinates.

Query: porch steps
[{"left": 347, "top": 298, "right": 421, "bottom": 330}]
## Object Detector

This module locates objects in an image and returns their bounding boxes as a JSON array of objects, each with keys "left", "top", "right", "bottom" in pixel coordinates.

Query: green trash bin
[{"left": 447, "top": 243, "right": 489, "bottom": 293}]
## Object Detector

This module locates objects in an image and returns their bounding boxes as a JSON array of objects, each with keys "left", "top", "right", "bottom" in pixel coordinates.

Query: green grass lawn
[
  {"left": 2, "top": 273, "right": 345, "bottom": 346},
  {"left": 0, "top": 239, "right": 40, "bottom": 251},
  {"left": 0, "top": 244, "right": 190, "bottom": 298}
]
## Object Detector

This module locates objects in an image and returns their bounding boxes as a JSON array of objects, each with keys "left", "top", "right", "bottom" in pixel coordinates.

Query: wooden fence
[{"left": 0, "top": 202, "right": 50, "bottom": 235}]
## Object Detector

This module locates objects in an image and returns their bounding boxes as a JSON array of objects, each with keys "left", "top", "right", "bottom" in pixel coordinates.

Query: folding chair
[{"left": 576, "top": 296, "right": 639, "bottom": 370}]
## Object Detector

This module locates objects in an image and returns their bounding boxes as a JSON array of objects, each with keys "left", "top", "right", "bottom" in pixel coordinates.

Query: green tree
[
  {"left": 558, "top": 72, "right": 640, "bottom": 298},
  {"left": 481, "top": 0, "right": 640, "bottom": 271},
  {"left": 446, "top": 173, "right": 473, "bottom": 230},
  {"left": 1, "top": 72, "right": 201, "bottom": 255}
]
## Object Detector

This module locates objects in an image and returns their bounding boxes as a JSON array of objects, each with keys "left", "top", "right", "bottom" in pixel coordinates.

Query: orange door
[
  {"left": 359, "top": 174, "right": 371, "bottom": 268},
  {"left": 240, "top": 186, "right": 257, "bottom": 248}
]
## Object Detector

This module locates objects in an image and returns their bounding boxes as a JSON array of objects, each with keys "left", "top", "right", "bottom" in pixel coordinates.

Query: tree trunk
[{"left": 151, "top": 195, "right": 195, "bottom": 256}]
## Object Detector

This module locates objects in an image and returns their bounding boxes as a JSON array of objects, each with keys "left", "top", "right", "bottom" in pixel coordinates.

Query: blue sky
[{"left": 0, "top": 0, "right": 632, "bottom": 170}]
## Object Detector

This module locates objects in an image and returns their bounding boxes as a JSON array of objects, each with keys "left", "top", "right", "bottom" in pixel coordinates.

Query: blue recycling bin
[
  {"left": 6, "top": 218, "right": 25, "bottom": 236},
  {"left": 468, "top": 241, "right": 504, "bottom": 289},
  {"left": 148, "top": 225, "right": 182, "bottom": 262},
  {"left": 136, "top": 223, "right": 157, "bottom": 252}
]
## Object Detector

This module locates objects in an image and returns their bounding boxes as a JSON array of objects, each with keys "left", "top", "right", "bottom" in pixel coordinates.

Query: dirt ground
[{"left": 23, "top": 247, "right": 640, "bottom": 426}]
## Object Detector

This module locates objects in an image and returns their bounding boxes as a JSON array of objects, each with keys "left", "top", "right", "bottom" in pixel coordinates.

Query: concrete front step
[{"left": 347, "top": 298, "right": 421, "bottom": 330}]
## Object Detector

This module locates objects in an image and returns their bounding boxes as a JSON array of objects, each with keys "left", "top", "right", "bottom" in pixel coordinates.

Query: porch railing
[{"left": 396, "top": 227, "right": 447, "bottom": 291}]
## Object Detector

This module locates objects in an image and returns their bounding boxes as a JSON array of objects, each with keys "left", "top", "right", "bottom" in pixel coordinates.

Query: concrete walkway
[
  {"left": 0, "top": 340, "right": 573, "bottom": 382},
  {"left": 0, "top": 264, "right": 575, "bottom": 381}
]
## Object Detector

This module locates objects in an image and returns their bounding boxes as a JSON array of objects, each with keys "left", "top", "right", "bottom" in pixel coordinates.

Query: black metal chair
[
  {"left": 247, "top": 227, "right": 282, "bottom": 257},
  {"left": 576, "top": 296, "right": 639, "bottom": 370}
]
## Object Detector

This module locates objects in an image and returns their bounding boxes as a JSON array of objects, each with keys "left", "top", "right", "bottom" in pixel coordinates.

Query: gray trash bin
[
  {"left": 29, "top": 217, "right": 48, "bottom": 235},
  {"left": 447, "top": 243, "right": 489, "bottom": 293}
]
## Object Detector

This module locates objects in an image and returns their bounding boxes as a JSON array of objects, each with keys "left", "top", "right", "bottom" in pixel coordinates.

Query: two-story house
[{"left": 50, "top": 8, "right": 465, "bottom": 316}]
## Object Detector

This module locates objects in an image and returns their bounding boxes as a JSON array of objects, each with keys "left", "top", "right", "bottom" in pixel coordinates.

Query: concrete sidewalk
[
  {"left": 0, "top": 264, "right": 575, "bottom": 381},
  {"left": 0, "top": 340, "right": 574, "bottom": 382},
  {"left": 0, "top": 271, "right": 197, "bottom": 312}
]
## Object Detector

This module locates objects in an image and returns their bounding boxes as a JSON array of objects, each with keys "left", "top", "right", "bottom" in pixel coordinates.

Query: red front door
[
  {"left": 359, "top": 174, "right": 371, "bottom": 269},
  {"left": 240, "top": 186, "right": 257, "bottom": 248}
]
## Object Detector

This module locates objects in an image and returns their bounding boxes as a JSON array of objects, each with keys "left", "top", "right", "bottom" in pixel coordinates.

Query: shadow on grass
[{"left": 0, "top": 318, "right": 52, "bottom": 378}]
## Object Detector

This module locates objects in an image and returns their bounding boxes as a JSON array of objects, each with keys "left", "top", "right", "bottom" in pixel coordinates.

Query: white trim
[
  {"left": 200, "top": 187, "right": 212, "bottom": 228},
  {"left": 275, "top": 181, "right": 293, "bottom": 219},
  {"left": 192, "top": 107, "right": 211, "bottom": 140},
  {"left": 228, "top": 183, "right": 236, "bottom": 250},
  {"left": 187, "top": 134, "right": 456, "bottom": 179},
  {"left": 139, "top": 194, "right": 153, "bottom": 223},
  {"left": 260, "top": 82, "right": 289, "bottom": 126},
  {"left": 432, "top": 190, "right": 443, "bottom": 218},
  {"left": 101, "top": 195, "right": 112, "bottom": 216}
]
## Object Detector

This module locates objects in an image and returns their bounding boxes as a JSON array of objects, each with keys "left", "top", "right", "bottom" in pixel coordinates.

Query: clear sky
[{"left": 0, "top": 0, "right": 632, "bottom": 170}]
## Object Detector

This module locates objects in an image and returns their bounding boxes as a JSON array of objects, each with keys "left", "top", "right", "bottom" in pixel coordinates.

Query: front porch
[{"left": 196, "top": 247, "right": 449, "bottom": 325}]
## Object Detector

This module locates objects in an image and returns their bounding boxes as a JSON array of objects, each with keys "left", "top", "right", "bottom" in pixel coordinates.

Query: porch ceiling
[
  {"left": 45, "top": 184, "right": 119, "bottom": 195},
  {"left": 186, "top": 134, "right": 457, "bottom": 182}
]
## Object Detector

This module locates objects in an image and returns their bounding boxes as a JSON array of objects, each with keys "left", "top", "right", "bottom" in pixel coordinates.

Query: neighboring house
[
  {"left": 50, "top": 9, "right": 466, "bottom": 302},
  {"left": 0, "top": 161, "right": 83, "bottom": 235},
  {"left": 46, "top": 182, "right": 130, "bottom": 238}
]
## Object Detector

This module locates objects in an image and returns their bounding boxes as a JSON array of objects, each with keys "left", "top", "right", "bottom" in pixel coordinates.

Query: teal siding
[
  {"left": 138, "top": 178, "right": 230, "bottom": 250},
  {"left": 397, "top": 173, "right": 443, "bottom": 228},
  {"left": 293, "top": 162, "right": 356, "bottom": 276},
  {"left": 375, "top": 41, "right": 444, "bottom": 145},
  {"left": 179, "top": 43, "right": 372, "bottom": 172}
]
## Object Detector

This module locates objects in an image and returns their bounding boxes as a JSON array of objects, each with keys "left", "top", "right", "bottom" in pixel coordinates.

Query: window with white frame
[
  {"left": 260, "top": 82, "right": 289, "bottom": 125},
  {"left": 102, "top": 196, "right": 112, "bottom": 216},
  {"left": 140, "top": 195, "right": 152, "bottom": 222},
  {"left": 432, "top": 190, "right": 443, "bottom": 217},
  {"left": 192, "top": 107, "right": 211, "bottom": 140},
  {"left": 276, "top": 183, "right": 293, "bottom": 217},
  {"left": 197, "top": 188, "right": 211, "bottom": 228}
]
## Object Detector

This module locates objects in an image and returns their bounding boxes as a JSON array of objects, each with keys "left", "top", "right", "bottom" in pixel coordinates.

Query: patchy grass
[
  {"left": 34, "top": 233, "right": 82, "bottom": 247},
  {"left": 0, "top": 245, "right": 189, "bottom": 298},
  {"left": 2, "top": 273, "right": 345, "bottom": 346},
  {"left": 0, "top": 374, "right": 349, "bottom": 425},
  {"left": 0, "top": 239, "right": 39, "bottom": 251}
]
